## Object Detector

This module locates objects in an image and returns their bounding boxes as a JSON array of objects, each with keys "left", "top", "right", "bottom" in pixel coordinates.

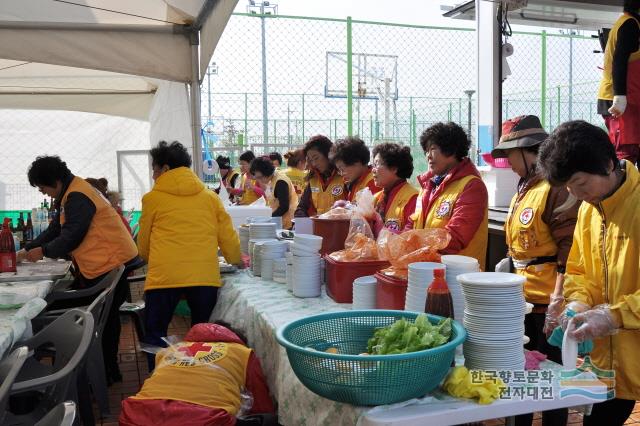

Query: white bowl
[{"left": 294, "top": 234, "right": 323, "bottom": 247}]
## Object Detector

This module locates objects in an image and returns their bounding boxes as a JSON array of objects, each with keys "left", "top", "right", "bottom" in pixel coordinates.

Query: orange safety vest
[
  {"left": 133, "top": 341, "right": 252, "bottom": 415},
  {"left": 506, "top": 180, "right": 559, "bottom": 305},
  {"left": 346, "top": 169, "right": 377, "bottom": 202},
  {"left": 238, "top": 173, "right": 260, "bottom": 205},
  {"left": 412, "top": 175, "right": 488, "bottom": 270},
  {"left": 267, "top": 170, "right": 299, "bottom": 229},
  {"left": 373, "top": 181, "right": 418, "bottom": 232},
  {"left": 60, "top": 177, "right": 137, "bottom": 279},
  {"left": 309, "top": 171, "right": 345, "bottom": 215}
]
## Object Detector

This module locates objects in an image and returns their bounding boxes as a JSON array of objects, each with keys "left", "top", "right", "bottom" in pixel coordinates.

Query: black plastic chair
[
  {"left": 0, "top": 346, "right": 29, "bottom": 424},
  {"left": 34, "top": 401, "right": 76, "bottom": 426},
  {"left": 4, "top": 309, "right": 94, "bottom": 426},
  {"left": 32, "top": 266, "right": 125, "bottom": 422},
  {"left": 120, "top": 258, "right": 147, "bottom": 342}
]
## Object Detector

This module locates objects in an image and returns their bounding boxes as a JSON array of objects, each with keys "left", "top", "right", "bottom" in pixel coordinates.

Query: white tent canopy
[{"left": 0, "top": 0, "right": 238, "bottom": 176}]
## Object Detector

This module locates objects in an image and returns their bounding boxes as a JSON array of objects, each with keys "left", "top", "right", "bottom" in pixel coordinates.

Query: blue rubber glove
[{"left": 547, "top": 309, "right": 594, "bottom": 355}]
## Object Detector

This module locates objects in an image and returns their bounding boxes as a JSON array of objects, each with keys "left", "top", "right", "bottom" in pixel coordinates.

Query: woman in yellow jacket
[
  {"left": 294, "top": 135, "right": 345, "bottom": 217},
  {"left": 137, "top": 141, "right": 241, "bottom": 369},
  {"left": 492, "top": 116, "right": 579, "bottom": 426},
  {"left": 250, "top": 156, "right": 299, "bottom": 229},
  {"left": 539, "top": 121, "right": 640, "bottom": 426}
]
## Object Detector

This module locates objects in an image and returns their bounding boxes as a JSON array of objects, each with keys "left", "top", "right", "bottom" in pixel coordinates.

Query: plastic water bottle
[{"left": 13, "top": 234, "right": 20, "bottom": 251}]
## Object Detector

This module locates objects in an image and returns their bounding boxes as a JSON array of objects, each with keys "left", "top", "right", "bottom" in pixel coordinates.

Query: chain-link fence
[{"left": 204, "top": 13, "right": 603, "bottom": 177}]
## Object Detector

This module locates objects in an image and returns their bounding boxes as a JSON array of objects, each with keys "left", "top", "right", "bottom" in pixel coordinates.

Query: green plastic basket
[{"left": 275, "top": 310, "right": 466, "bottom": 406}]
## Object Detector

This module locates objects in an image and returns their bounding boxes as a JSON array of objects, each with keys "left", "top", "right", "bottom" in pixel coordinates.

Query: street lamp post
[{"left": 247, "top": 1, "right": 278, "bottom": 145}]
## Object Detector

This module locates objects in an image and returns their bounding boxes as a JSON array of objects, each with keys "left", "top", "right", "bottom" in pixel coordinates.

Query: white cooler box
[
  {"left": 479, "top": 166, "right": 519, "bottom": 207},
  {"left": 225, "top": 205, "right": 272, "bottom": 229}
]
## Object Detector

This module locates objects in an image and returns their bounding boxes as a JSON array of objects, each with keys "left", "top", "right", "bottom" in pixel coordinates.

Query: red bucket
[
  {"left": 311, "top": 216, "right": 351, "bottom": 256},
  {"left": 325, "top": 256, "right": 390, "bottom": 303},
  {"left": 375, "top": 272, "right": 408, "bottom": 310}
]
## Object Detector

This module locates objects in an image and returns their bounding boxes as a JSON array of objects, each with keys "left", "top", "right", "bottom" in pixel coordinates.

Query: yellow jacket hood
[{"left": 153, "top": 167, "right": 206, "bottom": 197}]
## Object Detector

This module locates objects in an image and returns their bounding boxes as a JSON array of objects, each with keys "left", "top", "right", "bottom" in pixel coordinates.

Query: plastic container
[
  {"left": 325, "top": 256, "right": 390, "bottom": 303},
  {"left": 275, "top": 310, "right": 467, "bottom": 406},
  {"left": 375, "top": 272, "right": 408, "bottom": 310},
  {"left": 311, "top": 216, "right": 351, "bottom": 255}
]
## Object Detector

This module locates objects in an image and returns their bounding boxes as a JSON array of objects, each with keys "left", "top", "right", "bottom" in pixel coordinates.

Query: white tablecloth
[
  {"left": 0, "top": 297, "right": 47, "bottom": 358},
  {"left": 211, "top": 271, "right": 605, "bottom": 426},
  {"left": 0, "top": 259, "right": 70, "bottom": 283}
]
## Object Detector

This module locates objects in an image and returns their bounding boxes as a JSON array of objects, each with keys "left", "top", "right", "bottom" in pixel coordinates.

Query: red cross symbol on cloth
[{"left": 177, "top": 342, "right": 213, "bottom": 357}]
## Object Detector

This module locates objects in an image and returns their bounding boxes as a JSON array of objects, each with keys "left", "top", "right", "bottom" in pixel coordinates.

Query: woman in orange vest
[
  {"left": 250, "top": 156, "right": 299, "bottom": 229},
  {"left": 18, "top": 156, "right": 140, "bottom": 384},
  {"left": 294, "top": 135, "right": 345, "bottom": 217},
  {"left": 492, "top": 116, "right": 579, "bottom": 426},
  {"left": 330, "top": 137, "right": 379, "bottom": 202},
  {"left": 283, "top": 149, "right": 307, "bottom": 195},
  {"left": 370, "top": 142, "right": 418, "bottom": 236},
  {"left": 229, "top": 151, "right": 261, "bottom": 205},
  {"left": 410, "top": 122, "right": 489, "bottom": 269}
]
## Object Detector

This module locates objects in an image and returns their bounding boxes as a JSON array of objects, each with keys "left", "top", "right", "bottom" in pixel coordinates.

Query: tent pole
[{"left": 190, "top": 37, "right": 203, "bottom": 179}]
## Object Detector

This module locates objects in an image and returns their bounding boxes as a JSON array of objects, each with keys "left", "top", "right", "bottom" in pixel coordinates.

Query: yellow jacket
[
  {"left": 564, "top": 160, "right": 640, "bottom": 399},
  {"left": 137, "top": 167, "right": 241, "bottom": 291}
]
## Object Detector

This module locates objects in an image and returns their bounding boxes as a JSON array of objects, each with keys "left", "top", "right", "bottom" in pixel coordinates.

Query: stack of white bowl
[
  {"left": 272, "top": 258, "right": 287, "bottom": 284},
  {"left": 291, "top": 234, "right": 323, "bottom": 298},
  {"left": 352, "top": 275, "right": 377, "bottom": 309},
  {"left": 458, "top": 272, "right": 527, "bottom": 371},
  {"left": 404, "top": 262, "right": 445, "bottom": 312},
  {"left": 249, "top": 222, "right": 277, "bottom": 240},
  {"left": 260, "top": 241, "right": 288, "bottom": 281},
  {"left": 441, "top": 255, "right": 480, "bottom": 322},
  {"left": 238, "top": 226, "right": 251, "bottom": 255},
  {"left": 285, "top": 252, "right": 294, "bottom": 292}
]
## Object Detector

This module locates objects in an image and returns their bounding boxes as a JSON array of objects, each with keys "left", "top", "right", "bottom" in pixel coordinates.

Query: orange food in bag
[{"left": 377, "top": 228, "right": 451, "bottom": 279}]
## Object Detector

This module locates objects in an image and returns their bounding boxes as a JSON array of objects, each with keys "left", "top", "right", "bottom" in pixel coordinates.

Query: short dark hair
[
  {"left": 269, "top": 152, "right": 283, "bottom": 166},
  {"left": 538, "top": 120, "right": 618, "bottom": 185},
  {"left": 420, "top": 122, "right": 470, "bottom": 161},
  {"left": 28, "top": 156, "right": 72, "bottom": 187},
  {"left": 215, "top": 155, "right": 231, "bottom": 170},
  {"left": 284, "top": 149, "right": 305, "bottom": 168},
  {"left": 249, "top": 156, "right": 275, "bottom": 177},
  {"left": 150, "top": 141, "right": 192, "bottom": 169},
  {"left": 239, "top": 150, "right": 256, "bottom": 163},
  {"left": 372, "top": 142, "right": 414, "bottom": 179},
  {"left": 624, "top": 0, "right": 640, "bottom": 13},
  {"left": 330, "top": 137, "right": 371, "bottom": 166},
  {"left": 303, "top": 135, "right": 333, "bottom": 158}
]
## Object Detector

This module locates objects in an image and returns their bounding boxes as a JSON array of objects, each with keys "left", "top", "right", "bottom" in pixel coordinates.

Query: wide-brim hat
[{"left": 491, "top": 115, "right": 548, "bottom": 159}]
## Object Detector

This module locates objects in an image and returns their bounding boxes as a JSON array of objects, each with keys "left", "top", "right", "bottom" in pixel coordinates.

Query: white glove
[
  {"left": 495, "top": 257, "right": 511, "bottom": 273},
  {"left": 608, "top": 95, "right": 627, "bottom": 117}
]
